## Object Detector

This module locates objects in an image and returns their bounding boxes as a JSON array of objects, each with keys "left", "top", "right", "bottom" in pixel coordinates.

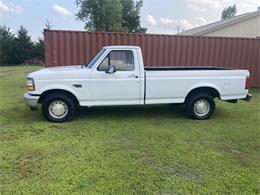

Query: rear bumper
[
  {"left": 242, "top": 94, "right": 252, "bottom": 102},
  {"left": 23, "top": 92, "right": 39, "bottom": 107}
]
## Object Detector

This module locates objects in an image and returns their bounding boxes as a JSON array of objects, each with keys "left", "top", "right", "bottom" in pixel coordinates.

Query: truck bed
[
  {"left": 144, "top": 67, "right": 248, "bottom": 104},
  {"left": 144, "top": 66, "right": 230, "bottom": 71}
]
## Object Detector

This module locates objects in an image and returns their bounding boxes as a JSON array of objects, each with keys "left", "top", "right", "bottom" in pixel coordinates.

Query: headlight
[{"left": 27, "top": 78, "right": 35, "bottom": 91}]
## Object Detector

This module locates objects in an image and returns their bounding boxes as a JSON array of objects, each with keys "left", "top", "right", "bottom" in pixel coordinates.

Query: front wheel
[
  {"left": 185, "top": 93, "right": 215, "bottom": 120},
  {"left": 42, "top": 93, "right": 76, "bottom": 122}
]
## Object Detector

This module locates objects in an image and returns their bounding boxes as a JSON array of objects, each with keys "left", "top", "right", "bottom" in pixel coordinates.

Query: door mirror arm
[{"left": 105, "top": 65, "right": 116, "bottom": 74}]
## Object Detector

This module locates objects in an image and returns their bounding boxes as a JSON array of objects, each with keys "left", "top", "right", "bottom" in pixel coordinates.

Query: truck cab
[{"left": 88, "top": 46, "right": 145, "bottom": 106}]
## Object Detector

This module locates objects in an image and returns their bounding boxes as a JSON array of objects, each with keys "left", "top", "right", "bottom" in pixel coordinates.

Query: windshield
[{"left": 85, "top": 48, "right": 106, "bottom": 68}]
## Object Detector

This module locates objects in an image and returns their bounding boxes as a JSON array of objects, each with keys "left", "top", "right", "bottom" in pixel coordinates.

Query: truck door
[{"left": 90, "top": 49, "right": 141, "bottom": 105}]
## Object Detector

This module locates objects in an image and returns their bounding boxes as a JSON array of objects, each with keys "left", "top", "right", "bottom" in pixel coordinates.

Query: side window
[
  {"left": 97, "top": 50, "right": 134, "bottom": 71},
  {"left": 98, "top": 57, "right": 109, "bottom": 71}
]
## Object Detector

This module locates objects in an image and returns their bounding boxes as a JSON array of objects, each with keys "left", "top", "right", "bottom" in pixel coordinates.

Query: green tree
[
  {"left": 121, "top": 0, "right": 146, "bottom": 33},
  {"left": 0, "top": 25, "right": 44, "bottom": 65},
  {"left": 13, "top": 26, "right": 34, "bottom": 64},
  {"left": 75, "top": 0, "right": 146, "bottom": 33},
  {"left": 0, "top": 25, "right": 15, "bottom": 65},
  {"left": 32, "top": 38, "right": 44, "bottom": 60},
  {"left": 222, "top": 5, "right": 237, "bottom": 20}
]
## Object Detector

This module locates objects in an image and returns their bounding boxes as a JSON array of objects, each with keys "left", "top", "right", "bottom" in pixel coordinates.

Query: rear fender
[{"left": 186, "top": 82, "right": 221, "bottom": 98}]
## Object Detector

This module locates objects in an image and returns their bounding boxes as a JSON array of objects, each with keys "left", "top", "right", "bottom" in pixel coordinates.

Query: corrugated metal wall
[{"left": 44, "top": 30, "right": 260, "bottom": 87}]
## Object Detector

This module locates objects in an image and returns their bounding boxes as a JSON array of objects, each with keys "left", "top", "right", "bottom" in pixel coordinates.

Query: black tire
[
  {"left": 42, "top": 93, "right": 76, "bottom": 122},
  {"left": 185, "top": 92, "right": 215, "bottom": 120}
]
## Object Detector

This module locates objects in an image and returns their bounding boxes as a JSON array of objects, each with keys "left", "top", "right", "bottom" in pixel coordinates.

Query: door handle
[
  {"left": 128, "top": 74, "right": 139, "bottom": 78},
  {"left": 73, "top": 84, "right": 82, "bottom": 88}
]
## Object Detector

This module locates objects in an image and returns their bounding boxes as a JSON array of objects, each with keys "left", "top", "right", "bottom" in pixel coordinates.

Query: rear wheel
[
  {"left": 185, "top": 93, "right": 215, "bottom": 120},
  {"left": 42, "top": 93, "right": 76, "bottom": 122}
]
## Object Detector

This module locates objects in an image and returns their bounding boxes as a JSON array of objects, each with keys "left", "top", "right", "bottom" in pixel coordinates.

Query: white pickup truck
[{"left": 24, "top": 46, "right": 251, "bottom": 122}]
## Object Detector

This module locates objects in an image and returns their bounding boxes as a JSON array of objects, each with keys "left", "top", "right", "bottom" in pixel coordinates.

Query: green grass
[{"left": 0, "top": 65, "right": 259, "bottom": 194}]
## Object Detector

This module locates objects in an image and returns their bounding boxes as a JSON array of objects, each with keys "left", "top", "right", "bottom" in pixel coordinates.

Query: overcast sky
[{"left": 0, "top": 0, "right": 259, "bottom": 41}]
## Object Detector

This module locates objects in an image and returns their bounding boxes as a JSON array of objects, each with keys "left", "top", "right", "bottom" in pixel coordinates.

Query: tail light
[{"left": 245, "top": 76, "right": 250, "bottom": 90}]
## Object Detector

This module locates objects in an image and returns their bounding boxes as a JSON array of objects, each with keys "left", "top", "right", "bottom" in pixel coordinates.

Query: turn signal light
[{"left": 27, "top": 78, "right": 35, "bottom": 91}]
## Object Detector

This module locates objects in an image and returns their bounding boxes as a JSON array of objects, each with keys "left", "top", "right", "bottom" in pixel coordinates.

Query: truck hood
[
  {"left": 27, "top": 65, "right": 90, "bottom": 80},
  {"left": 47, "top": 65, "right": 83, "bottom": 72}
]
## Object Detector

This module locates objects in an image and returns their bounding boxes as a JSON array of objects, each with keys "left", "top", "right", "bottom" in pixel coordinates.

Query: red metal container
[{"left": 44, "top": 30, "right": 260, "bottom": 87}]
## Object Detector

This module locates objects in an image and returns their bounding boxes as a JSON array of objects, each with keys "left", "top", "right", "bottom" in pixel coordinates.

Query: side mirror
[{"left": 105, "top": 65, "right": 116, "bottom": 74}]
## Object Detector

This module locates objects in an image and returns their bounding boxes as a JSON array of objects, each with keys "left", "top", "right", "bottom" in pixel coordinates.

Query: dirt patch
[
  {"left": 110, "top": 136, "right": 130, "bottom": 144},
  {"left": 0, "top": 110, "right": 9, "bottom": 119},
  {"left": 159, "top": 163, "right": 203, "bottom": 182},
  {"left": 49, "top": 125, "right": 65, "bottom": 130},
  {"left": 141, "top": 156, "right": 203, "bottom": 183},
  {"left": 224, "top": 147, "right": 251, "bottom": 166},
  {"left": 15, "top": 149, "right": 44, "bottom": 178},
  {"left": 109, "top": 136, "right": 135, "bottom": 150},
  {"left": 28, "top": 127, "right": 44, "bottom": 136},
  {"left": 0, "top": 131, "right": 20, "bottom": 141}
]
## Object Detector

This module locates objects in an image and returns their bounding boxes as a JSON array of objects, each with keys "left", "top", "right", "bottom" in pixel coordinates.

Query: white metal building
[{"left": 180, "top": 9, "right": 260, "bottom": 38}]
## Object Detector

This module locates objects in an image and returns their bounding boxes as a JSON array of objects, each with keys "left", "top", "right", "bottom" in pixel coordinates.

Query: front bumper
[
  {"left": 23, "top": 92, "right": 39, "bottom": 107},
  {"left": 242, "top": 94, "right": 252, "bottom": 102}
]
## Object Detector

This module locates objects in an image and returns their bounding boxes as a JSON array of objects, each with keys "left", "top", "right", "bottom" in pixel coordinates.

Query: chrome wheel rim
[
  {"left": 193, "top": 99, "right": 210, "bottom": 117},
  {"left": 48, "top": 100, "right": 68, "bottom": 119}
]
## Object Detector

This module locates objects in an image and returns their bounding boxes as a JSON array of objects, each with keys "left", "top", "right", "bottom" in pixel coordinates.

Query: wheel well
[
  {"left": 38, "top": 89, "right": 79, "bottom": 105},
  {"left": 185, "top": 87, "right": 220, "bottom": 102}
]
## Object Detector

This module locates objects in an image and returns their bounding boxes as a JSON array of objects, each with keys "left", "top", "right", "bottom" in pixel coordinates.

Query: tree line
[
  {"left": 0, "top": 0, "right": 145, "bottom": 66},
  {"left": 0, "top": 25, "right": 44, "bottom": 66}
]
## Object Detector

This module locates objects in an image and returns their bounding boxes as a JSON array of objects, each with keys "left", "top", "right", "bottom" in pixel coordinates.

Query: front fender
[{"left": 38, "top": 84, "right": 79, "bottom": 98}]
